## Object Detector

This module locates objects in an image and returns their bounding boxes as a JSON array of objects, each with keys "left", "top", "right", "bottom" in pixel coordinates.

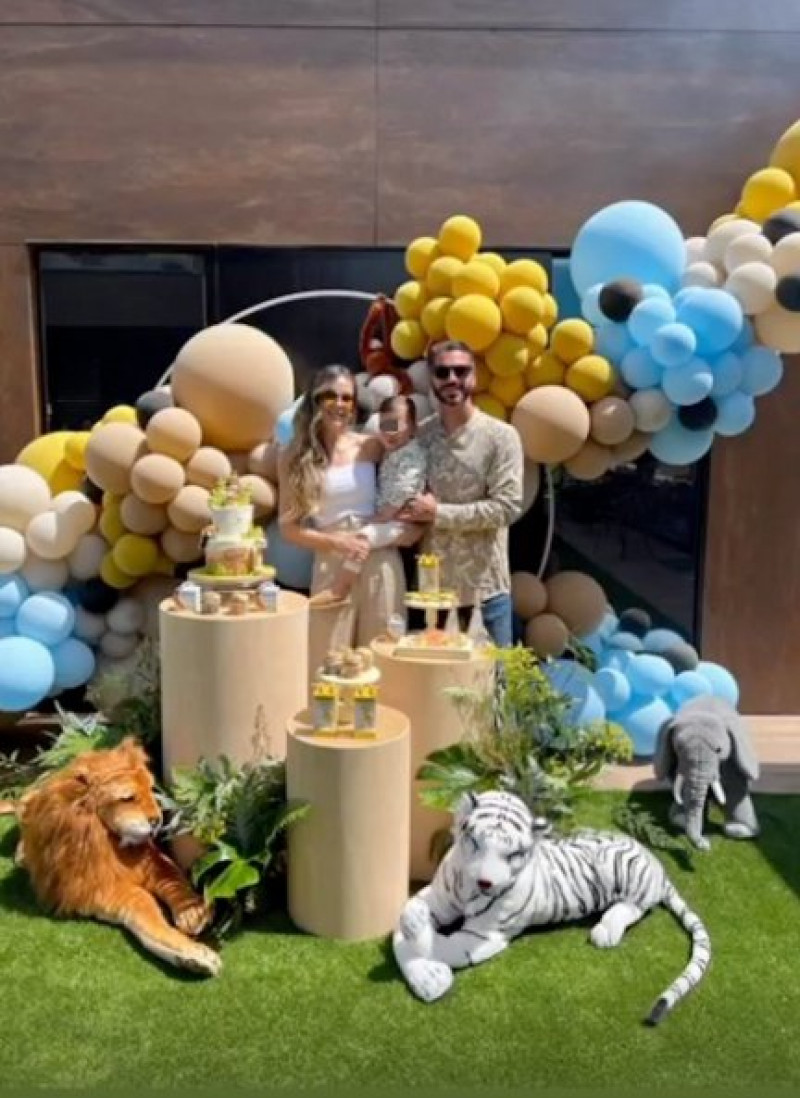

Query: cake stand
[
  {"left": 399, "top": 592, "right": 474, "bottom": 660},
  {"left": 187, "top": 564, "right": 276, "bottom": 593}
]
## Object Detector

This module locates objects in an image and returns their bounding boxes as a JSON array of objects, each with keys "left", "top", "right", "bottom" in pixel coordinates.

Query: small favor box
[
  {"left": 311, "top": 682, "right": 339, "bottom": 734},
  {"left": 352, "top": 685, "right": 379, "bottom": 737},
  {"left": 416, "top": 553, "right": 440, "bottom": 595}
]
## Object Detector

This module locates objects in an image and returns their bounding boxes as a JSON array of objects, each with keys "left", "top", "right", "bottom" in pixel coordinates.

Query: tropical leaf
[{"left": 203, "top": 859, "right": 261, "bottom": 901}]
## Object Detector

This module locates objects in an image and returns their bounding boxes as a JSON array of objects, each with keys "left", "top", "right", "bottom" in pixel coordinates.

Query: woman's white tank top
[{"left": 316, "top": 461, "right": 377, "bottom": 529}]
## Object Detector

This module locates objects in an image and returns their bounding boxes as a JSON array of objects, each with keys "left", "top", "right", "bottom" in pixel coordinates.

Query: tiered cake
[
  {"left": 397, "top": 553, "right": 473, "bottom": 659},
  {"left": 189, "top": 475, "right": 273, "bottom": 585}
]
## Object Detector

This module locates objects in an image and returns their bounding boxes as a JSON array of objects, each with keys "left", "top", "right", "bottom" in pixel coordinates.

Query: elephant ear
[
  {"left": 727, "top": 713, "right": 760, "bottom": 782},
  {"left": 653, "top": 717, "right": 678, "bottom": 781}
]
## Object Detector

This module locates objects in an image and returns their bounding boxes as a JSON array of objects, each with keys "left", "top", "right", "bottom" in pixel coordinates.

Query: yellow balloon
[
  {"left": 394, "top": 280, "right": 428, "bottom": 320},
  {"left": 527, "top": 324, "right": 549, "bottom": 358},
  {"left": 452, "top": 261, "right": 500, "bottom": 299},
  {"left": 154, "top": 552, "right": 176, "bottom": 577},
  {"left": 438, "top": 215, "right": 482, "bottom": 262},
  {"left": 475, "top": 360, "right": 492, "bottom": 392},
  {"left": 769, "top": 118, "right": 800, "bottom": 186},
  {"left": 489, "top": 371, "right": 527, "bottom": 408},
  {"left": 565, "top": 355, "right": 615, "bottom": 402},
  {"left": 64, "top": 431, "right": 91, "bottom": 472},
  {"left": 551, "top": 319, "right": 594, "bottom": 364},
  {"left": 541, "top": 293, "right": 559, "bottom": 329},
  {"left": 525, "top": 352, "right": 566, "bottom": 389},
  {"left": 499, "top": 259, "right": 549, "bottom": 296},
  {"left": 390, "top": 319, "right": 427, "bottom": 361},
  {"left": 486, "top": 333, "right": 529, "bottom": 377},
  {"left": 474, "top": 252, "right": 506, "bottom": 275},
  {"left": 99, "top": 504, "right": 126, "bottom": 545},
  {"left": 445, "top": 295, "right": 503, "bottom": 352},
  {"left": 501, "top": 286, "right": 545, "bottom": 334},
  {"left": 740, "top": 167, "right": 796, "bottom": 223},
  {"left": 475, "top": 393, "right": 507, "bottom": 420},
  {"left": 16, "top": 432, "right": 84, "bottom": 494},
  {"left": 420, "top": 296, "right": 452, "bottom": 340},
  {"left": 101, "top": 552, "right": 137, "bottom": 590},
  {"left": 113, "top": 533, "right": 160, "bottom": 578},
  {"left": 405, "top": 236, "right": 439, "bottom": 280},
  {"left": 103, "top": 405, "right": 139, "bottom": 426},
  {"left": 426, "top": 256, "right": 464, "bottom": 297}
]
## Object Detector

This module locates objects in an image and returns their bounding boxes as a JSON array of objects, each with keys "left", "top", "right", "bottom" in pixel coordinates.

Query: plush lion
[
  {"left": 359, "top": 295, "right": 413, "bottom": 393},
  {"left": 0, "top": 738, "right": 220, "bottom": 977}
]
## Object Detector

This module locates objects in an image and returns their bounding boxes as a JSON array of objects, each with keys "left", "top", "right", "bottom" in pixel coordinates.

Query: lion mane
[{"left": 8, "top": 738, "right": 221, "bottom": 977}]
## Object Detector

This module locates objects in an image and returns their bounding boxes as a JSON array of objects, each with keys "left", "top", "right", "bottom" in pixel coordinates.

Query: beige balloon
[
  {"left": 130, "top": 454, "right": 186, "bottom": 506},
  {"left": 611, "top": 431, "right": 652, "bottom": 466},
  {"left": 171, "top": 323, "right": 294, "bottom": 451},
  {"left": 239, "top": 474, "right": 277, "bottom": 521},
  {"left": 248, "top": 441, "right": 280, "bottom": 484},
  {"left": 684, "top": 236, "right": 707, "bottom": 265},
  {"left": 681, "top": 261, "right": 721, "bottom": 289},
  {"left": 20, "top": 553, "right": 69, "bottom": 591},
  {"left": 227, "top": 451, "right": 251, "bottom": 475},
  {"left": 724, "top": 262, "right": 777, "bottom": 315},
  {"left": 629, "top": 389, "right": 672, "bottom": 433},
  {"left": 167, "top": 485, "right": 212, "bottom": 534},
  {"left": 545, "top": 571, "right": 607, "bottom": 637},
  {"left": 0, "top": 466, "right": 51, "bottom": 532},
  {"left": 85, "top": 422, "right": 147, "bottom": 495},
  {"left": 564, "top": 440, "right": 612, "bottom": 481},
  {"left": 723, "top": 233, "right": 773, "bottom": 273},
  {"left": 755, "top": 300, "right": 800, "bottom": 353},
  {"left": 703, "top": 218, "right": 760, "bottom": 266},
  {"left": 525, "top": 612, "right": 569, "bottom": 658},
  {"left": 68, "top": 533, "right": 108, "bottom": 580},
  {"left": 120, "top": 494, "right": 169, "bottom": 536},
  {"left": 590, "top": 397, "right": 635, "bottom": 446},
  {"left": 52, "top": 491, "right": 97, "bottom": 539},
  {"left": 161, "top": 525, "right": 203, "bottom": 565},
  {"left": 185, "top": 446, "right": 232, "bottom": 490},
  {"left": 511, "top": 386, "right": 590, "bottom": 464},
  {"left": 0, "top": 527, "right": 27, "bottom": 573},
  {"left": 770, "top": 232, "right": 800, "bottom": 277},
  {"left": 145, "top": 407, "right": 203, "bottom": 462},
  {"left": 511, "top": 572, "right": 548, "bottom": 620}
]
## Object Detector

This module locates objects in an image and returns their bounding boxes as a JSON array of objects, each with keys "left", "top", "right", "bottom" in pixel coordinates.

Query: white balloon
[
  {"left": 25, "top": 511, "right": 81, "bottom": 561},
  {"left": 724, "top": 233, "right": 772, "bottom": 273},
  {"left": 770, "top": 232, "right": 800, "bottom": 277},
  {"left": 68, "top": 533, "right": 108, "bottom": 580},
  {"left": 703, "top": 218, "right": 760, "bottom": 266},
  {"left": 682, "top": 261, "right": 721, "bottom": 289},
  {"left": 100, "top": 630, "right": 140, "bottom": 660},
  {"left": 74, "top": 607, "right": 106, "bottom": 644},
  {"left": 20, "top": 552, "right": 69, "bottom": 592},
  {"left": 407, "top": 359, "right": 431, "bottom": 394},
  {"left": 51, "top": 490, "right": 96, "bottom": 538},
  {"left": 684, "top": 237, "right": 707, "bottom": 265},
  {"left": 629, "top": 389, "right": 672, "bottom": 433},
  {"left": 724, "top": 262, "right": 777, "bottom": 315},
  {"left": 0, "top": 526, "right": 27, "bottom": 574},
  {"left": 0, "top": 466, "right": 51, "bottom": 532},
  {"left": 105, "top": 597, "right": 145, "bottom": 636}
]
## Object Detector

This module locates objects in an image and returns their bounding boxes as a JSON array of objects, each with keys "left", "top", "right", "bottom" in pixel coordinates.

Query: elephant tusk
[
  {"left": 673, "top": 775, "right": 684, "bottom": 806},
  {"left": 711, "top": 780, "right": 726, "bottom": 806}
]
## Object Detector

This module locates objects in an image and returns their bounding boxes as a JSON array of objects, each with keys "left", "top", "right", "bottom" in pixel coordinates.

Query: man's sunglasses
[
  {"left": 316, "top": 390, "right": 355, "bottom": 406},
  {"left": 432, "top": 365, "right": 472, "bottom": 381}
]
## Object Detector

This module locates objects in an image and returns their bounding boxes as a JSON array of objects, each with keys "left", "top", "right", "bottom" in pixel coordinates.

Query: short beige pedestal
[
  {"left": 286, "top": 706, "right": 410, "bottom": 941},
  {"left": 160, "top": 593, "right": 309, "bottom": 776},
  {"left": 371, "top": 640, "right": 495, "bottom": 882}
]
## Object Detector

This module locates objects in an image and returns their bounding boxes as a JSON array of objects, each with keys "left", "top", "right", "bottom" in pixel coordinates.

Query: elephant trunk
[{"left": 683, "top": 767, "right": 716, "bottom": 849}]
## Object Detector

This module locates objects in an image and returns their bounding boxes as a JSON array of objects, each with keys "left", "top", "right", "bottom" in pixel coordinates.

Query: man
[{"left": 398, "top": 339, "right": 524, "bottom": 647}]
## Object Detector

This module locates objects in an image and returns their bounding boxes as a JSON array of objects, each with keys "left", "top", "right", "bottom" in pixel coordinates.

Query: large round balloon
[
  {"left": 0, "top": 636, "right": 55, "bottom": 711},
  {"left": 649, "top": 417, "right": 714, "bottom": 465},
  {"left": 16, "top": 592, "right": 75, "bottom": 647},
  {"left": 264, "top": 519, "right": 313, "bottom": 590},
  {"left": 511, "top": 386, "right": 590, "bottom": 464},
  {"left": 0, "top": 465, "right": 51, "bottom": 531},
  {"left": 570, "top": 202, "right": 686, "bottom": 297},
  {"left": 16, "top": 433, "right": 84, "bottom": 495},
  {"left": 171, "top": 323, "right": 295, "bottom": 451},
  {"left": 51, "top": 637, "right": 96, "bottom": 691},
  {"left": 85, "top": 423, "right": 148, "bottom": 495}
]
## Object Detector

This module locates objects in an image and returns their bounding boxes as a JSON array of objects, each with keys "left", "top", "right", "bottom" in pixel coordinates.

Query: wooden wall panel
[
  {"left": 0, "top": 27, "right": 376, "bottom": 245},
  {"left": 376, "top": 30, "right": 800, "bottom": 245},
  {"left": 378, "top": 0, "right": 800, "bottom": 32},
  {"left": 0, "top": 246, "right": 40, "bottom": 459},
  {"left": 702, "top": 369, "right": 800, "bottom": 714},
  {"left": 0, "top": 1, "right": 376, "bottom": 26}
]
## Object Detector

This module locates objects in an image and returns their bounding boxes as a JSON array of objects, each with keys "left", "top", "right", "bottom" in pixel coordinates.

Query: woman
[{"left": 278, "top": 364, "right": 418, "bottom": 647}]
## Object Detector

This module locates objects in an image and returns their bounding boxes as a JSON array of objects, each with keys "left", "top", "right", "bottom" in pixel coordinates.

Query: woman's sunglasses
[
  {"left": 432, "top": 365, "right": 472, "bottom": 381},
  {"left": 316, "top": 390, "right": 355, "bottom": 406}
]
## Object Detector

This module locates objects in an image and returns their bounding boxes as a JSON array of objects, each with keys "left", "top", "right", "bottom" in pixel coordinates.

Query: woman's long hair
[{"left": 281, "top": 364, "right": 354, "bottom": 521}]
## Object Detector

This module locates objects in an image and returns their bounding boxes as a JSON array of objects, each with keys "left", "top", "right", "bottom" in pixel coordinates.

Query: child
[{"left": 309, "top": 395, "right": 427, "bottom": 607}]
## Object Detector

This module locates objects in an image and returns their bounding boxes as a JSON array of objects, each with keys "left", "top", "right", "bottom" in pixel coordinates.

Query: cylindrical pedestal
[
  {"left": 371, "top": 641, "right": 495, "bottom": 882},
  {"left": 286, "top": 706, "right": 410, "bottom": 941},
  {"left": 160, "top": 593, "right": 309, "bottom": 776}
]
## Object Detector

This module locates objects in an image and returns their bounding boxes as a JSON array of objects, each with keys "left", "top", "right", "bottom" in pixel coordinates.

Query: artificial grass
[{"left": 0, "top": 791, "right": 798, "bottom": 1091}]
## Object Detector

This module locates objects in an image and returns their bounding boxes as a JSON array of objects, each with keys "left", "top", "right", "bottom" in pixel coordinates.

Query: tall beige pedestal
[
  {"left": 286, "top": 706, "right": 409, "bottom": 941},
  {"left": 160, "top": 593, "right": 309, "bottom": 777},
  {"left": 371, "top": 641, "right": 495, "bottom": 882}
]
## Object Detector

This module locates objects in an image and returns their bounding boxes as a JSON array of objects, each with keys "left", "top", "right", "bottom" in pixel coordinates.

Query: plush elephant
[{"left": 654, "top": 696, "right": 760, "bottom": 851}]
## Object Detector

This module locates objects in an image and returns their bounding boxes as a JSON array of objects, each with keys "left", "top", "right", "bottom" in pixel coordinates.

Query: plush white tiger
[{"left": 393, "top": 790, "right": 711, "bottom": 1025}]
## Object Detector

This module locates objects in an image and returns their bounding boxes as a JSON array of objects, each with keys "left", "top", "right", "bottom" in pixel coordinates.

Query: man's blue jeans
[{"left": 479, "top": 592, "right": 514, "bottom": 648}]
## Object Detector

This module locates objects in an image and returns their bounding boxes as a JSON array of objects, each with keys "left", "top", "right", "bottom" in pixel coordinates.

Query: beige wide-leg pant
[{"left": 310, "top": 546, "right": 406, "bottom": 648}]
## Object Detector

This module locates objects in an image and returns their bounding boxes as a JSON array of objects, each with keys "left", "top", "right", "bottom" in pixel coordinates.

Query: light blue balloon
[
  {"left": 675, "top": 287, "right": 743, "bottom": 356},
  {"left": 627, "top": 298, "right": 676, "bottom": 346},
  {"left": 661, "top": 357, "right": 714, "bottom": 406},
  {"left": 709, "top": 351, "right": 744, "bottom": 398},
  {"left": 593, "top": 667, "right": 631, "bottom": 714},
  {"left": 670, "top": 670, "right": 713, "bottom": 708},
  {"left": 739, "top": 346, "right": 784, "bottom": 397},
  {"left": 579, "top": 632, "right": 605, "bottom": 659},
  {"left": 617, "top": 696, "right": 674, "bottom": 758},
  {"left": 568, "top": 683, "right": 606, "bottom": 726},
  {"left": 643, "top": 628, "right": 685, "bottom": 653},
  {"left": 275, "top": 396, "right": 303, "bottom": 447},
  {"left": 581, "top": 284, "right": 606, "bottom": 326},
  {"left": 649, "top": 417, "right": 714, "bottom": 465},
  {"left": 0, "top": 620, "right": 16, "bottom": 639},
  {"left": 650, "top": 323, "right": 697, "bottom": 368},
  {"left": 51, "top": 638, "right": 96, "bottom": 691},
  {"left": 730, "top": 316, "right": 755, "bottom": 354},
  {"left": 598, "top": 609, "right": 619, "bottom": 638},
  {"left": 264, "top": 519, "right": 313, "bottom": 590},
  {"left": 594, "top": 322, "right": 635, "bottom": 364},
  {"left": 696, "top": 661, "right": 739, "bottom": 706},
  {"left": 570, "top": 201, "right": 686, "bottom": 297},
  {"left": 600, "top": 648, "right": 634, "bottom": 675},
  {"left": 543, "top": 661, "right": 605, "bottom": 726},
  {"left": 620, "top": 346, "right": 662, "bottom": 389},
  {"left": 642, "top": 284, "right": 672, "bottom": 301},
  {"left": 0, "top": 575, "right": 29, "bottom": 620},
  {"left": 714, "top": 391, "right": 756, "bottom": 437},
  {"left": 0, "top": 636, "right": 55, "bottom": 712},
  {"left": 16, "top": 592, "right": 75, "bottom": 647},
  {"left": 626, "top": 653, "right": 676, "bottom": 696},
  {"left": 608, "top": 630, "right": 644, "bottom": 653}
]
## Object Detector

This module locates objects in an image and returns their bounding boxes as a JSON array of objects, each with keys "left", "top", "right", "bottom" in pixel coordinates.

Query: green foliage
[
  {"left": 162, "top": 753, "right": 309, "bottom": 939},
  {"left": 613, "top": 802, "right": 695, "bottom": 867},
  {"left": 209, "top": 475, "right": 252, "bottom": 508},
  {"left": 417, "top": 644, "right": 632, "bottom": 824}
]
